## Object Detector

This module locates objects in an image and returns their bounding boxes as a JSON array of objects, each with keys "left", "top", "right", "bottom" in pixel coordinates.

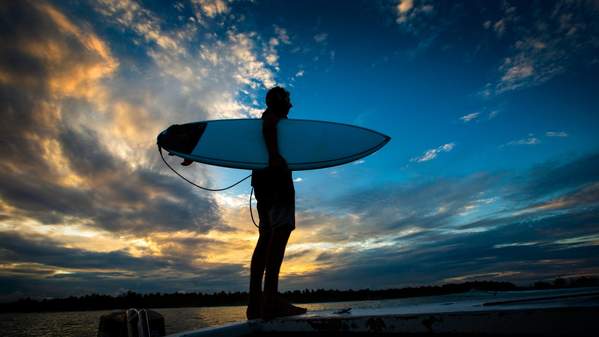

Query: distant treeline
[{"left": 2, "top": 276, "right": 598, "bottom": 313}]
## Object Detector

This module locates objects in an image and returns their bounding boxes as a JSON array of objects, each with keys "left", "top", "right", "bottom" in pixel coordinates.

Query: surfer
[{"left": 247, "top": 87, "right": 307, "bottom": 320}]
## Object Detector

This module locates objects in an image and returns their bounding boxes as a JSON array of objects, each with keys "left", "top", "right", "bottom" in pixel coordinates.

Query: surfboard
[{"left": 157, "top": 118, "right": 390, "bottom": 171}]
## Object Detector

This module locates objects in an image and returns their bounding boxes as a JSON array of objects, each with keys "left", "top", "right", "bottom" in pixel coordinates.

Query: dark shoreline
[{"left": 2, "top": 277, "right": 597, "bottom": 313}]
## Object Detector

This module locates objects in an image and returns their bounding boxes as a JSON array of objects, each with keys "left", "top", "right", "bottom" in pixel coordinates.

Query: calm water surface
[
  {"left": 2, "top": 301, "right": 386, "bottom": 337},
  {"left": 1, "top": 288, "right": 595, "bottom": 337}
]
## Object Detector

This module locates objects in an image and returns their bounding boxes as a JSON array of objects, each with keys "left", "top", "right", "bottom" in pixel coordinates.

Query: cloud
[
  {"left": 192, "top": 0, "right": 230, "bottom": 19},
  {"left": 490, "top": 1, "right": 599, "bottom": 94},
  {"left": 275, "top": 26, "right": 291, "bottom": 44},
  {"left": 0, "top": 0, "right": 268, "bottom": 300},
  {"left": 1, "top": 126, "right": 222, "bottom": 234},
  {"left": 282, "top": 153, "right": 599, "bottom": 289},
  {"left": 494, "top": 19, "right": 506, "bottom": 36},
  {"left": 0, "top": 0, "right": 112, "bottom": 189},
  {"left": 394, "top": 0, "right": 435, "bottom": 28},
  {"left": 512, "top": 182, "right": 599, "bottom": 217},
  {"left": 264, "top": 26, "right": 293, "bottom": 70},
  {"left": 96, "top": 0, "right": 183, "bottom": 53},
  {"left": 501, "top": 61, "right": 534, "bottom": 83},
  {"left": 0, "top": 230, "right": 248, "bottom": 299},
  {"left": 2, "top": 0, "right": 599, "bottom": 300},
  {"left": 505, "top": 134, "right": 540, "bottom": 146},
  {"left": 460, "top": 112, "right": 480, "bottom": 123},
  {"left": 3, "top": 143, "right": 599, "bottom": 297},
  {"left": 95, "top": 0, "right": 279, "bottom": 121},
  {"left": 546, "top": 131, "right": 568, "bottom": 137},
  {"left": 411, "top": 143, "right": 455, "bottom": 162},
  {"left": 396, "top": 0, "right": 414, "bottom": 23},
  {"left": 493, "top": 242, "right": 538, "bottom": 249},
  {"left": 331, "top": 173, "right": 496, "bottom": 234},
  {"left": 0, "top": 231, "right": 169, "bottom": 271},
  {"left": 285, "top": 203, "right": 599, "bottom": 289},
  {"left": 314, "top": 33, "right": 328, "bottom": 43},
  {"left": 0, "top": 1, "right": 223, "bottom": 236},
  {"left": 516, "top": 152, "right": 599, "bottom": 200},
  {"left": 228, "top": 32, "right": 277, "bottom": 88}
]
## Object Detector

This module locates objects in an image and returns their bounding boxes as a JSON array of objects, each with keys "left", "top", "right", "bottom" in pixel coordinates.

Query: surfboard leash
[
  {"left": 158, "top": 145, "right": 251, "bottom": 191},
  {"left": 249, "top": 187, "right": 259, "bottom": 228},
  {"left": 158, "top": 145, "right": 260, "bottom": 228}
]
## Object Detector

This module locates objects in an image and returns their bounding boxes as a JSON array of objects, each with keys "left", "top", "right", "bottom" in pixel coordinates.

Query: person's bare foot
[
  {"left": 246, "top": 297, "right": 262, "bottom": 320},
  {"left": 262, "top": 294, "right": 307, "bottom": 320},
  {"left": 246, "top": 305, "right": 261, "bottom": 320}
]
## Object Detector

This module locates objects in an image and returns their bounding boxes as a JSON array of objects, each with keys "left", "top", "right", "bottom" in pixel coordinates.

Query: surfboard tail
[{"left": 157, "top": 122, "right": 207, "bottom": 155}]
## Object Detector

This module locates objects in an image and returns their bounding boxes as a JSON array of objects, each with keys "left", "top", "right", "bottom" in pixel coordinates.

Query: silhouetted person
[{"left": 247, "top": 87, "right": 307, "bottom": 320}]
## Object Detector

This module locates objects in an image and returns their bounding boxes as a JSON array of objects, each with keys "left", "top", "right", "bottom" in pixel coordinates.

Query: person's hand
[
  {"left": 181, "top": 159, "right": 194, "bottom": 166},
  {"left": 269, "top": 154, "right": 287, "bottom": 169}
]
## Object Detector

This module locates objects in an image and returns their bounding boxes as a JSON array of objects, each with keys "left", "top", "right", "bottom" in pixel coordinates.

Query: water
[
  {"left": 3, "top": 302, "right": 386, "bottom": 337},
  {"left": 1, "top": 288, "right": 596, "bottom": 337}
]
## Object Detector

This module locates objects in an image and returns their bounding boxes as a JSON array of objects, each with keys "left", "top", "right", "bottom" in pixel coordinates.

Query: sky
[{"left": 1, "top": 0, "right": 599, "bottom": 302}]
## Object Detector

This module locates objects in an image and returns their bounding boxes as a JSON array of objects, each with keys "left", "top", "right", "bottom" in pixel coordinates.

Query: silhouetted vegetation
[{"left": 1, "top": 276, "right": 597, "bottom": 313}]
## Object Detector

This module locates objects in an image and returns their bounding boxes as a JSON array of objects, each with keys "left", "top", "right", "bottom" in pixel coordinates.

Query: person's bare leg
[
  {"left": 263, "top": 228, "right": 306, "bottom": 318},
  {"left": 247, "top": 231, "right": 270, "bottom": 319},
  {"left": 263, "top": 228, "right": 291, "bottom": 296}
]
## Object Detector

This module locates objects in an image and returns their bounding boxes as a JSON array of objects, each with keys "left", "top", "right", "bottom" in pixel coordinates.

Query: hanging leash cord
[
  {"left": 249, "top": 187, "right": 258, "bottom": 228},
  {"left": 158, "top": 145, "right": 260, "bottom": 228},
  {"left": 158, "top": 145, "right": 251, "bottom": 191}
]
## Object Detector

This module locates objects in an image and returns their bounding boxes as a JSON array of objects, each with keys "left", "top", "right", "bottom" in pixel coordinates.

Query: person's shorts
[{"left": 254, "top": 186, "right": 295, "bottom": 233}]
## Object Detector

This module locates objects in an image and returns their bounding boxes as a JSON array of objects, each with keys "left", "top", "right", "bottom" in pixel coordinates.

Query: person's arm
[{"left": 263, "top": 114, "right": 287, "bottom": 168}]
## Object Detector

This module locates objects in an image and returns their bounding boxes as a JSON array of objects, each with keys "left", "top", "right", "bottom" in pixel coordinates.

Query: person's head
[{"left": 266, "top": 86, "right": 292, "bottom": 116}]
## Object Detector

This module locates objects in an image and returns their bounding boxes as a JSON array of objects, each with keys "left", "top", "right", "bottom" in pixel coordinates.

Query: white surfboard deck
[{"left": 157, "top": 119, "right": 390, "bottom": 171}]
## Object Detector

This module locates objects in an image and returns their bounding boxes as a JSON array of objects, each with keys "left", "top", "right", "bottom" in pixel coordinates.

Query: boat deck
[{"left": 166, "top": 289, "right": 599, "bottom": 337}]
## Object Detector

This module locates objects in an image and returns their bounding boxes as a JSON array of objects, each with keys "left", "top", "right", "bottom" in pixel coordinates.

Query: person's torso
[{"left": 251, "top": 110, "right": 293, "bottom": 192}]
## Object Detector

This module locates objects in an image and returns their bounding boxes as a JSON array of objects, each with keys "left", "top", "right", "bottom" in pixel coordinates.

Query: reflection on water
[
  {"left": 160, "top": 305, "right": 246, "bottom": 334},
  {"left": 0, "top": 306, "right": 248, "bottom": 337},
  {"left": 0, "top": 302, "right": 376, "bottom": 337},
  {"left": 1, "top": 288, "right": 596, "bottom": 337},
  {"left": 0, "top": 310, "right": 114, "bottom": 337}
]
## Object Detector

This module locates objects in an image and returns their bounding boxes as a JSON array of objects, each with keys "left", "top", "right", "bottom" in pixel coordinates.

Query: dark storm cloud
[
  {"left": 0, "top": 0, "right": 99, "bottom": 194},
  {"left": 420, "top": 210, "right": 599, "bottom": 274},
  {"left": 0, "top": 0, "right": 106, "bottom": 165},
  {"left": 152, "top": 235, "right": 224, "bottom": 262},
  {"left": 284, "top": 249, "right": 313, "bottom": 261},
  {"left": 0, "top": 1, "right": 52, "bottom": 92},
  {"left": 0, "top": 231, "right": 169, "bottom": 271},
  {"left": 516, "top": 153, "right": 599, "bottom": 200},
  {"left": 0, "top": 230, "right": 246, "bottom": 298},
  {"left": 58, "top": 127, "right": 119, "bottom": 174},
  {"left": 0, "top": 226, "right": 250, "bottom": 301},
  {"left": 0, "top": 263, "right": 247, "bottom": 301},
  {"left": 0, "top": 127, "right": 222, "bottom": 233}
]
